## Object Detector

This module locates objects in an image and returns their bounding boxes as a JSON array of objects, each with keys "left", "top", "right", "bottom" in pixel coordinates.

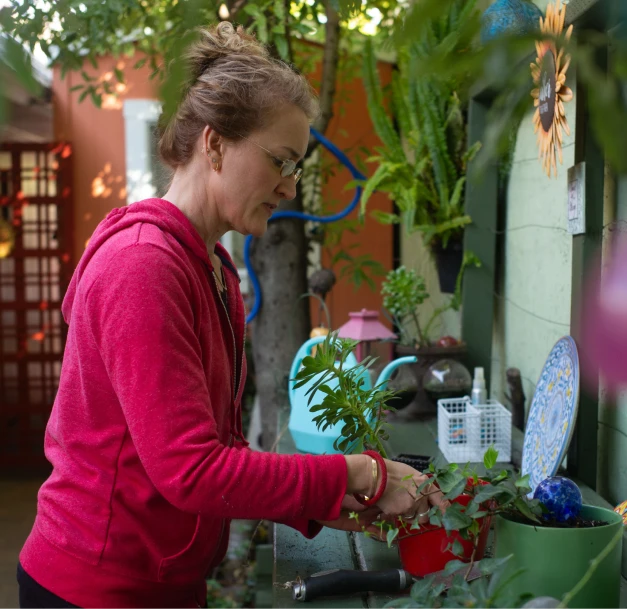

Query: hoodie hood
[{"left": 63, "top": 198, "right": 238, "bottom": 323}]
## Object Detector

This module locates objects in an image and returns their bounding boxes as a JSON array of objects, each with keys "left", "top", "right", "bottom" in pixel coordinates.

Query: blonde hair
[{"left": 158, "top": 22, "right": 319, "bottom": 168}]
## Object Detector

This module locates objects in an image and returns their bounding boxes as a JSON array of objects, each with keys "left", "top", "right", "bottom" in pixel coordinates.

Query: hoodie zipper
[
  {"left": 211, "top": 270, "right": 246, "bottom": 447},
  {"left": 206, "top": 269, "right": 243, "bottom": 580}
]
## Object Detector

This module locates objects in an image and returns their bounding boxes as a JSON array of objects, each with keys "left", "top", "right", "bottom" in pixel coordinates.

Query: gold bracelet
[{"left": 364, "top": 457, "right": 378, "bottom": 501}]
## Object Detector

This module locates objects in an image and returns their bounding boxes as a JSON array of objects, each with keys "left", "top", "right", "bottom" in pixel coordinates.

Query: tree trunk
[
  {"left": 250, "top": 192, "right": 310, "bottom": 450},
  {"left": 251, "top": 0, "right": 340, "bottom": 451},
  {"left": 250, "top": 0, "right": 341, "bottom": 450}
]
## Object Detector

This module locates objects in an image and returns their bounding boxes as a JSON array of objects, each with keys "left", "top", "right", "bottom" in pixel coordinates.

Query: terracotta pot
[{"left": 395, "top": 343, "right": 467, "bottom": 413}]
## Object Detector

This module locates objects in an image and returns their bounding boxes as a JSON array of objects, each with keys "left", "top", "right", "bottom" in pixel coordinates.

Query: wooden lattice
[{"left": 0, "top": 143, "right": 73, "bottom": 471}]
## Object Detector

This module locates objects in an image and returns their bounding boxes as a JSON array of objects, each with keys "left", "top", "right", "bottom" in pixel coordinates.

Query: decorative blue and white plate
[{"left": 522, "top": 337, "right": 580, "bottom": 494}]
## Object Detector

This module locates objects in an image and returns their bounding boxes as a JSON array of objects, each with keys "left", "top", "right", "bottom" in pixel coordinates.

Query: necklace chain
[{"left": 213, "top": 267, "right": 227, "bottom": 293}]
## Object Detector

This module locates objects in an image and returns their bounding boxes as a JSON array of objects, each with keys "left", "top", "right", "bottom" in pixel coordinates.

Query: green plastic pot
[{"left": 494, "top": 505, "right": 623, "bottom": 608}]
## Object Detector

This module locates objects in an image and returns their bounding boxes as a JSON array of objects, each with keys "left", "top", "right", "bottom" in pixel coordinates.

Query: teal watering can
[{"left": 288, "top": 335, "right": 417, "bottom": 455}]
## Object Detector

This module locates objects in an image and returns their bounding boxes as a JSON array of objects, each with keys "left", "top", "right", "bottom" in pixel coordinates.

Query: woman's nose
[{"left": 276, "top": 176, "right": 297, "bottom": 201}]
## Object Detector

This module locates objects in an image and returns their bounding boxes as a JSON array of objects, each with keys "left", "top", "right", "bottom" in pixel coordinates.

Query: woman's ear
[{"left": 205, "top": 127, "right": 224, "bottom": 165}]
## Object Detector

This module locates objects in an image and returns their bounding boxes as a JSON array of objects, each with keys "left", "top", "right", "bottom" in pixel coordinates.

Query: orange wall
[
  {"left": 315, "top": 62, "right": 394, "bottom": 330},
  {"left": 53, "top": 56, "right": 157, "bottom": 254},
  {"left": 52, "top": 50, "right": 394, "bottom": 331}
]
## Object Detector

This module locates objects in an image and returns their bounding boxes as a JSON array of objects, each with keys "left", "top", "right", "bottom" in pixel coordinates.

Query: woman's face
[{"left": 207, "top": 104, "right": 310, "bottom": 238}]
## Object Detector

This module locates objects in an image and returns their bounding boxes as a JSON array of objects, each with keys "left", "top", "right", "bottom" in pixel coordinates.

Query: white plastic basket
[{"left": 437, "top": 397, "right": 511, "bottom": 463}]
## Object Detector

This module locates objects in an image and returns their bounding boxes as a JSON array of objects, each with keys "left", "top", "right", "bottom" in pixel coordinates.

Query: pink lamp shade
[{"left": 337, "top": 309, "right": 396, "bottom": 361}]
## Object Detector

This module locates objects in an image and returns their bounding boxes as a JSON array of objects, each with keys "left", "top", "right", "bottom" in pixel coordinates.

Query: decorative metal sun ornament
[{"left": 530, "top": 0, "right": 573, "bottom": 178}]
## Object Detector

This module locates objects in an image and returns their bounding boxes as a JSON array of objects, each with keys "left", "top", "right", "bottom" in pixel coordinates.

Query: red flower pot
[{"left": 396, "top": 491, "right": 491, "bottom": 577}]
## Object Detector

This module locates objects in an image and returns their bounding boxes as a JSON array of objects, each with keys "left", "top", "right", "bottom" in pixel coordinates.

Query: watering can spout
[{"left": 375, "top": 356, "right": 418, "bottom": 390}]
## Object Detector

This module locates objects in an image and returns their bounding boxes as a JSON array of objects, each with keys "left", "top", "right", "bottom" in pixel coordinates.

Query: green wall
[{"left": 490, "top": 87, "right": 577, "bottom": 410}]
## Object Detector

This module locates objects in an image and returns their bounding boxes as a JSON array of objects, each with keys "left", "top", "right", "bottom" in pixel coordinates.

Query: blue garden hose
[{"left": 244, "top": 126, "right": 367, "bottom": 323}]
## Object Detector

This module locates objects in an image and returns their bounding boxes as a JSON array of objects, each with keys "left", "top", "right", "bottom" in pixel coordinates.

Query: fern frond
[{"left": 363, "top": 40, "right": 405, "bottom": 163}]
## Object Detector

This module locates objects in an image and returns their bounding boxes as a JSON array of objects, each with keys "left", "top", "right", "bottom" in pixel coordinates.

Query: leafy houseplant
[
  {"left": 293, "top": 331, "right": 398, "bottom": 457},
  {"left": 360, "top": 0, "right": 482, "bottom": 292},
  {"left": 296, "top": 336, "right": 625, "bottom": 607},
  {"left": 381, "top": 262, "right": 479, "bottom": 410},
  {"left": 381, "top": 265, "right": 475, "bottom": 349}
]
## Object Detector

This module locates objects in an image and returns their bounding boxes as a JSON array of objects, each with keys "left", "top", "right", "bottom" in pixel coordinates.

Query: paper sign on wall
[{"left": 567, "top": 163, "right": 585, "bottom": 235}]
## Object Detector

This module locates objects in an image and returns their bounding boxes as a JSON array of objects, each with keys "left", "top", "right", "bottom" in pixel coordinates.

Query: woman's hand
[
  {"left": 343, "top": 454, "right": 448, "bottom": 523},
  {"left": 317, "top": 502, "right": 385, "bottom": 540},
  {"left": 376, "top": 460, "right": 448, "bottom": 523}
]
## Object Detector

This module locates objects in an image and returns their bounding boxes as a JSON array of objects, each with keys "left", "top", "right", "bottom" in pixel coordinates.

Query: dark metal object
[
  {"left": 307, "top": 267, "right": 336, "bottom": 300},
  {"left": 392, "top": 453, "right": 432, "bottom": 472},
  {"left": 505, "top": 367, "right": 526, "bottom": 430},
  {"left": 293, "top": 564, "right": 484, "bottom": 602},
  {"left": 292, "top": 568, "right": 411, "bottom": 602}
]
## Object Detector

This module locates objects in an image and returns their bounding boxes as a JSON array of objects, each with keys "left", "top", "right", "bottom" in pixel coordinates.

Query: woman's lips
[{"left": 263, "top": 203, "right": 277, "bottom": 215}]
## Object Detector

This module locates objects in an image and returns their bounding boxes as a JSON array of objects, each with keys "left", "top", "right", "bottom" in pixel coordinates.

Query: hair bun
[{"left": 187, "top": 22, "right": 269, "bottom": 82}]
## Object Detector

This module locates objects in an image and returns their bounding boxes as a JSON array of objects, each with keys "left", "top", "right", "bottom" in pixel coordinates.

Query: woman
[{"left": 18, "top": 22, "right": 445, "bottom": 608}]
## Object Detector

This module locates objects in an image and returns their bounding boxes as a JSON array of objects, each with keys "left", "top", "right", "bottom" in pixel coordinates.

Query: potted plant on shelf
[
  {"left": 381, "top": 262, "right": 478, "bottom": 411},
  {"left": 360, "top": 0, "right": 481, "bottom": 293},
  {"left": 296, "top": 335, "right": 624, "bottom": 608}
]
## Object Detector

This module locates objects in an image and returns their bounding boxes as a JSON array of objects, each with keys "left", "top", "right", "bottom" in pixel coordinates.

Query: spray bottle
[{"left": 471, "top": 367, "right": 487, "bottom": 405}]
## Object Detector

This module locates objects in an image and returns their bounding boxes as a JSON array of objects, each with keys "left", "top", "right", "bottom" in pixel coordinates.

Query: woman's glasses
[{"left": 237, "top": 134, "right": 303, "bottom": 184}]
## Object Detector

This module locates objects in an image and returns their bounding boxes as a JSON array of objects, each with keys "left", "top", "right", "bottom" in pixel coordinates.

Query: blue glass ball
[
  {"left": 533, "top": 477, "right": 582, "bottom": 522},
  {"left": 480, "top": 0, "right": 543, "bottom": 44}
]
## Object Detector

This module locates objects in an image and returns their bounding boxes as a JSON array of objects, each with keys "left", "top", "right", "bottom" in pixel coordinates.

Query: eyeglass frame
[{"left": 235, "top": 133, "right": 303, "bottom": 184}]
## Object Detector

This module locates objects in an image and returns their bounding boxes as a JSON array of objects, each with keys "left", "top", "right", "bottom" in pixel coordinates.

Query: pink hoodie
[{"left": 20, "top": 198, "right": 347, "bottom": 608}]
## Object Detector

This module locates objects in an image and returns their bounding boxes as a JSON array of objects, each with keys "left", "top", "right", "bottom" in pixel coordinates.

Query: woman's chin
[{"left": 249, "top": 222, "right": 269, "bottom": 238}]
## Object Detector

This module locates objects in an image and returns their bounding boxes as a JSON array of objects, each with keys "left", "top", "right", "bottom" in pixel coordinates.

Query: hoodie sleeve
[{"left": 86, "top": 242, "right": 347, "bottom": 523}]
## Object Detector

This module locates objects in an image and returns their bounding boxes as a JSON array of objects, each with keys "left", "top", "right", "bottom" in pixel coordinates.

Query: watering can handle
[
  {"left": 289, "top": 336, "right": 328, "bottom": 386},
  {"left": 375, "top": 356, "right": 418, "bottom": 390}
]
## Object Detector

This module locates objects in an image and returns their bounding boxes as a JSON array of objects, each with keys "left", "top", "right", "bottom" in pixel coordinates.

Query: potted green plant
[
  {"left": 381, "top": 263, "right": 478, "bottom": 410},
  {"left": 297, "top": 336, "right": 624, "bottom": 607},
  {"left": 360, "top": 0, "right": 481, "bottom": 293}
]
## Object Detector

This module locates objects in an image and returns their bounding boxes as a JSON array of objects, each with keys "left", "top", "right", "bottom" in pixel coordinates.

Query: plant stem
[
  {"left": 464, "top": 537, "right": 478, "bottom": 581},
  {"left": 411, "top": 310, "right": 426, "bottom": 347},
  {"left": 558, "top": 525, "right": 625, "bottom": 608},
  {"left": 423, "top": 303, "right": 451, "bottom": 341}
]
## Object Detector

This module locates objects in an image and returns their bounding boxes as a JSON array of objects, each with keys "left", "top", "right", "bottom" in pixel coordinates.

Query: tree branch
[
  {"left": 308, "top": 0, "right": 340, "bottom": 155},
  {"left": 228, "top": 0, "right": 248, "bottom": 22}
]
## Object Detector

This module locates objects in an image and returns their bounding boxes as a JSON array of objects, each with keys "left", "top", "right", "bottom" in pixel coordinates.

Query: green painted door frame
[
  {"left": 461, "top": 95, "right": 499, "bottom": 391},
  {"left": 462, "top": 0, "right": 621, "bottom": 490}
]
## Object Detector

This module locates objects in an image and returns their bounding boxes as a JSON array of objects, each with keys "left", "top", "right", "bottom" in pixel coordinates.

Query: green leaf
[
  {"left": 451, "top": 539, "right": 464, "bottom": 557},
  {"left": 483, "top": 446, "right": 499, "bottom": 470},
  {"left": 478, "top": 556, "right": 513, "bottom": 576},
  {"left": 386, "top": 527, "right": 399, "bottom": 547},
  {"left": 273, "top": 35, "right": 289, "bottom": 60},
  {"left": 371, "top": 210, "right": 400, "bottom": 225},
  {"left": 513, "top": 497, "right": 541, "bottom": 523},
  {"left": 444, "top": 558, "right": 467, "bottom": 575},
  {"left": 472, "top": 483, "right": 514, "bottom": 503},
  {"left": 444, "top": 476, "right": 467, "bottom": 500},
  {"left": 441, "top": 504, "right": 473, "bottom": 531},
  {"left": 515, "top": 474, "right": 531, "bottom": 489}
]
